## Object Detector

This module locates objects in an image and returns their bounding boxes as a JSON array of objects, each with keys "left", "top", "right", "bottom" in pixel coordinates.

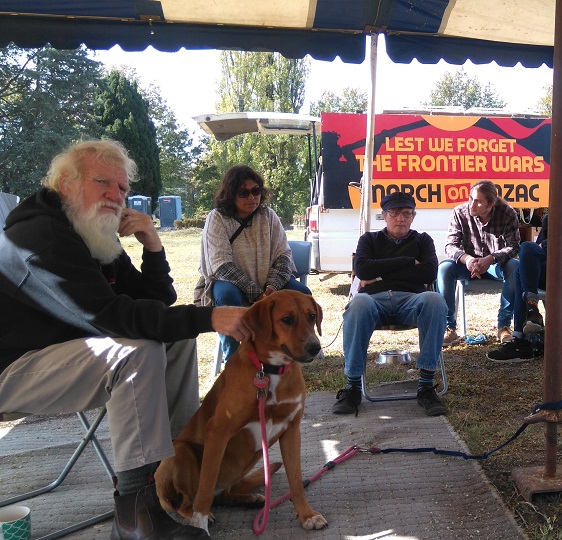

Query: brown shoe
[
  {"left": 442, "top": 327, "right": 461, "bottom": 347},
  {"left": 111, "top": 483, "right": 209, "bottom": 539},
  {"left": 497, "top": 326, "right": 512, "bottom": 343}
]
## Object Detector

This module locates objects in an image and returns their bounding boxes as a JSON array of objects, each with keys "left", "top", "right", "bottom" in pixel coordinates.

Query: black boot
[{"left": 111, "top": 483, "right": 209, "bottom": 539}]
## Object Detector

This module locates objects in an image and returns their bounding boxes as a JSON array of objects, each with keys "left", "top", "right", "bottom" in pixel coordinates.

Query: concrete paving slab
[{"left": 0, "top": 389, "right": 527, "bottom": 540}]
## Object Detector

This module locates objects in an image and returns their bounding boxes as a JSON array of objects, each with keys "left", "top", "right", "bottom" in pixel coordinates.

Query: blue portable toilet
[
  {"left": 127, "top": 195, "right": 152, "bottom": 216},
  {"left": 158, "top": 195, "right": 182, "bottom": 228}
]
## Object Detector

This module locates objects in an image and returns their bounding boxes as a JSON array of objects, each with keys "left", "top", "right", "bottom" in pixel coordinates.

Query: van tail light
[{"left": 309, "top": 218, "right": 318, "bottom": 233}]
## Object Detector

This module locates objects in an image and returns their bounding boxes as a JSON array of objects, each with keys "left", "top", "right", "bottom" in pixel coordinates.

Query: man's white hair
[{"left": 42, "top": 139, "right": 138, "bottom": 193}]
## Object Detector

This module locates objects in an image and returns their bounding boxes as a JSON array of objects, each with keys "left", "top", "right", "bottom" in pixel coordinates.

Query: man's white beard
[{"left": 66, "top": 198, "right": 124, "bottom": 265}]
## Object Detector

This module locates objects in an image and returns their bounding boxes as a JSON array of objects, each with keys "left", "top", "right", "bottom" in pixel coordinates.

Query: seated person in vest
[
  {"left": 487, "top": 213, "right": 548, "bottom": 362},
  {"left": 0, "top": 139, "right": 250, "bottom": 540},
  {"left": 437, "top": 180, "right": 520, "bottom": 347},
  {"left": 198, "top": 165, "right": 311, "bottom": 361},
  {"left": 332, "top": 191, "right": 448, "bottom": 417}
]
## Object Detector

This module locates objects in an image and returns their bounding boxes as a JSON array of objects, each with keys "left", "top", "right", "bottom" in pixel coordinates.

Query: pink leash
[
  {"left": 247, "top": 351, "right": 370, "bottom": 535},
  {"left": 248, "top": 351, "right": 272, "bottom": 535}
]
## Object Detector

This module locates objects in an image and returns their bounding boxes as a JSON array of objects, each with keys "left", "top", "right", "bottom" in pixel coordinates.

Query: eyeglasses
[
  {"left": 386, "top": 209, "right": 415, "bottom": 218},
  {"left": 237, "top": 186, "right": 262, "bottom": 198}
]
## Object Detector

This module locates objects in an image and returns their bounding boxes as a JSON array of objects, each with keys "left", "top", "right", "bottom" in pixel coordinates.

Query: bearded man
[{"left": 0, "top": 139, "right": 250, "bottom": 540}]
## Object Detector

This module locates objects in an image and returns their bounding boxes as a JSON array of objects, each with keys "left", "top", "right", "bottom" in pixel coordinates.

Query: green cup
[{"left": 0, "top": 506, "right": 31, "bottom": 540}]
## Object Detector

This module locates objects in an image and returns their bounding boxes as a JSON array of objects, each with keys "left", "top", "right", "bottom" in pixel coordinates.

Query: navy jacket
[{"left": 354, "top": 228, "right": 438, "bottom": 295}]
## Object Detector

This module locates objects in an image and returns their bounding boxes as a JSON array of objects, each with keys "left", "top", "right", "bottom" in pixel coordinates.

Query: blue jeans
[
  {"left": 212, "top": 278, "right": 312, "bottom": 360},
  {"left": 437, "top": 258, "right": 519, "bottom": 330},
  {"left": 342, "top": 290, "right": 447, "bottom": 378},
  {"left": 513, "top": 241, "right": 547, "bottom": 333}
]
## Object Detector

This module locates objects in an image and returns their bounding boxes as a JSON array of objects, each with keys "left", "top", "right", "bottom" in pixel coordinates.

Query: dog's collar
[{"left": 248, "top": 351, "right": 291, "bottom": 375}]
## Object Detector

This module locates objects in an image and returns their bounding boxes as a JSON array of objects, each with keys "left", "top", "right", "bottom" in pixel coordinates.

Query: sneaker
[
  {"left": 332, "top": 386, "right": 362, "bottom": 415},
  {"left": 497, "top": 326, "right": 512, "bottom": 343},
  {"left": 486, "top": 337, "right": 535, "bottom": 363},
  {"left": 523, "top": 303, "right": 544, "bottom": 334},
  {"left": 442, "top": 327, "right": 461, "bottom": 347},
  {"left": 417, "top": 385, "right": 448, "bottom": 416}
]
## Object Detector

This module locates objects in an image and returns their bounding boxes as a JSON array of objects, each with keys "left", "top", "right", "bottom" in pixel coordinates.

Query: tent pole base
[{"left": 512, "top": 466, "right": 562, "bottom": 501}]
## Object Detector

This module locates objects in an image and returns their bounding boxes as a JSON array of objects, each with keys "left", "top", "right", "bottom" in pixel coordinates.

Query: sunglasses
[{"left": 237, "top": 186, "right": 262, "bottom": 198}]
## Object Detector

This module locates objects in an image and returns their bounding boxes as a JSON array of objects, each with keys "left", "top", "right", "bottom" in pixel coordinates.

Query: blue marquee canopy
[{"left": 0, "top": 0, "right": 555, "bottom": 67}]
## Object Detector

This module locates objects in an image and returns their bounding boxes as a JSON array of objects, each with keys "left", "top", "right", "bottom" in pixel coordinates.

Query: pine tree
[{"left": 96, "top": 71, "right": 161, "bottom": 202}]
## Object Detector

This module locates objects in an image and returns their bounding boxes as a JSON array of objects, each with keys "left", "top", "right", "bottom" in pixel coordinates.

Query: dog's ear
[
  {"left": 244, "top": 296, "right": 275, "bottom": 342},
  {"left": 311, "top": 296, "right": 323, "bottom": 336}
]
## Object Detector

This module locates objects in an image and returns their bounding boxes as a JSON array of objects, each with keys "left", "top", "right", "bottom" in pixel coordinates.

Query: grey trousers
[{"left": 0, "top": 337, "right": 199, "bottom": 472}]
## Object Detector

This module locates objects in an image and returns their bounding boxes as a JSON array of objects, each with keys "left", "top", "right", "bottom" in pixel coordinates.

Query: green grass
[{"left": 121, "top": 227, "right": 561, "bottom": 539}]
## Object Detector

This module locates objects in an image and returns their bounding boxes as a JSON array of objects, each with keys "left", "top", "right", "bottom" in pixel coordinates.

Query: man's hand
[
  {"left": 465, "top": 255, "right": 482, "bottom": 279},
  {"left": 359, "top": 277, "right": 381, "bottom": 288},
  {"left": 473, "top": 255, "right": 493, "bottom": 275},
  {"left": 211, "top": 306, "right": 253, "bottom": 342},
  {"left": 118, "top": 209, "right": 163, "bottom": 252}
]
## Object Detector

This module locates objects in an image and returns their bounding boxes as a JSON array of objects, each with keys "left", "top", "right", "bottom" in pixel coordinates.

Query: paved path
[{"left": 0, "top": 386, "right": 527, "bottom": 539}]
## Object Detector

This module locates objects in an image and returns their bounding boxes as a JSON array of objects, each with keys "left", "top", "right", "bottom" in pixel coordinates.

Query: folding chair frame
[
  {"left": 361, "top": 336, "right": 448, "bottom": 402},
  {"left": 0, "top": 407, "right": 115, "bottom": 540}
]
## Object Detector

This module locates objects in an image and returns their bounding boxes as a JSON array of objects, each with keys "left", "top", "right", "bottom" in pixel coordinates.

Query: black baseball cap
[{"left": 380, "top": 192, "right": 416, "bottom": 211}]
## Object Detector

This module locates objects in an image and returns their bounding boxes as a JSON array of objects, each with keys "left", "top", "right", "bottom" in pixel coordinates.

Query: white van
[{"left": 306, "top": 111, "right": 551, "bottom": 277}]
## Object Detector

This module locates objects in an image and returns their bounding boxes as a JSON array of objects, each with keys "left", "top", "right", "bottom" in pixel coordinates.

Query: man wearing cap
[{"left": 332, "top": 191, "right": 448, "bottom": 417}]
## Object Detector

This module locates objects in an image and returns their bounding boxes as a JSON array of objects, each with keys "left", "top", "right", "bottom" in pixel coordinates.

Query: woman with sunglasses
[{"left": 197, "top": 165, "right": 311, "bottom": 360}]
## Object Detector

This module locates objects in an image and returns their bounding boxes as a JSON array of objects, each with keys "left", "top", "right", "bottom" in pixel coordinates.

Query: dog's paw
[
  {"left": 242, "top": 494, "right": 265, "bottom": 508},
  {"left": 300, "top": 512, "right": 328, "bottom": 530},
  {"left": 190, "top": 512, "right": 209, "bottom": 535}
]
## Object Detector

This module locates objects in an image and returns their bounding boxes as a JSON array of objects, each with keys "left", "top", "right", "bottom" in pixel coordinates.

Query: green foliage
[
  {"left": 537, "top": 84, "right": 552, "bottom": 116},
  {"left": 424, "top": 67, "right": 506, "bottom": 110},
  {"left": 96, "top": 70, "right": 161, "bottom": 202},
  {"left": 309, "top": 87, "right": 368, "bottom": 116},
  {"left": 174, "top": 216, "right": 206, "bottom": 229},
  {"left": 0, "top": 45, "right": 104, "bottom": 197},
  {"left": 140, "top": 80, "right": 206, "bottom": 216},
  {"left": 204, "top": 51, "right": 312, "bottom": 223}
]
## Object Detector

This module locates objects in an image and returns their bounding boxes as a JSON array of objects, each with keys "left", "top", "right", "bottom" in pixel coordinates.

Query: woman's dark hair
[{"left": 214, "top": 165, "right": 271, "bottom": 217}]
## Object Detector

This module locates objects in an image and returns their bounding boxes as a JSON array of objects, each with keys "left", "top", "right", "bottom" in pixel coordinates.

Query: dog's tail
[{"left": 231, "top": 461, "right": 283, "bottom": 493}]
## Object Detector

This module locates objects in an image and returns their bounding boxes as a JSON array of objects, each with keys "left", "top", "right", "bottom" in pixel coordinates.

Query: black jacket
[
  {"left": 0, "top": 188, "right": 213, "bottom": 371},
  {"left": 354, "top": 228, "right": 438, "bottom": 295}
]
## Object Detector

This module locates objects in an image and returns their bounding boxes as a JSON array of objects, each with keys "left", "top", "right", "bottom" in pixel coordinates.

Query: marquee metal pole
[{"left": 359, "top": 32, "right": 378, "bottom": 236}]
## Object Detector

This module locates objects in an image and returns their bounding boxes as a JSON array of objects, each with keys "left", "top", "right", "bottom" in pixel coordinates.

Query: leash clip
[{"left": 254, "top": 371, "right": 269, "bottom": 400}]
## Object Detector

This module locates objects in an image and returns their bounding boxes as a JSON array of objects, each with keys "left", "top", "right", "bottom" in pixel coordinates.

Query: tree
[
  {"left": 204, "top": 51, "right": 312, "bottom": 224},
  {"left": 424, "top": 67, "right": 506, "bottom": 110},
  {"left": 139, "top": 82, "right": 206, "bottom": 217},
  {"left": 309, "top": 87, "right": 368, "bottom": 115},
  {"left": 96, "top": 70, "right": 161, "bottom": 202},
  {"left": 0, "top": 46, "right": 104, "bottom": 197},
  {"left": 537, "top": 84, "right": 552, "bottom": 116}
]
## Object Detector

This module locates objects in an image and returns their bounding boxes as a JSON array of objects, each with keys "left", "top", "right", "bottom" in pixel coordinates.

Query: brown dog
[{"left": 155, "top": 290, "right": 326, "bottom": 535}]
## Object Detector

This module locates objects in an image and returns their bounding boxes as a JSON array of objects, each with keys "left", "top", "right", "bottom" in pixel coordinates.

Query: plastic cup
[{"left": 0, "top": 505, "right": 31, "bottom": 540}]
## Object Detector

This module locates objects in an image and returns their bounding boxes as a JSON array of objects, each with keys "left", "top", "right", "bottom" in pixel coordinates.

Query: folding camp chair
[
  {"left": 349, "top": 275, "right": 448, "bottom": 402},
  {"left": 0, "top": 407, "right": 115, "bottom": 540},
  {"left": 212, "top": 240, "right": 312, "bottom": 376}
]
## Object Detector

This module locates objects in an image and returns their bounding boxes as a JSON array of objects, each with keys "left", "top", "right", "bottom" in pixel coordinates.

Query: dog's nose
[{"left": 307, "top": 343, "right": 322, "bottom": 358}]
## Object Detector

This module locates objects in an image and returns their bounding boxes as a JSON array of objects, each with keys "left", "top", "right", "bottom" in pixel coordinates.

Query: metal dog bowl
[{"left": 377, "top": 349, "right": 412, "bottom": 365}]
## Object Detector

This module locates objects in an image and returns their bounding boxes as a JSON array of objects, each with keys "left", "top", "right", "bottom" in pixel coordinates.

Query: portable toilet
[
  {"left": 158, "top": 195, "right": 182, "bottom": 228},
  {"left": 127, "top": 195, "right": 152, "bottom": 216}
]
